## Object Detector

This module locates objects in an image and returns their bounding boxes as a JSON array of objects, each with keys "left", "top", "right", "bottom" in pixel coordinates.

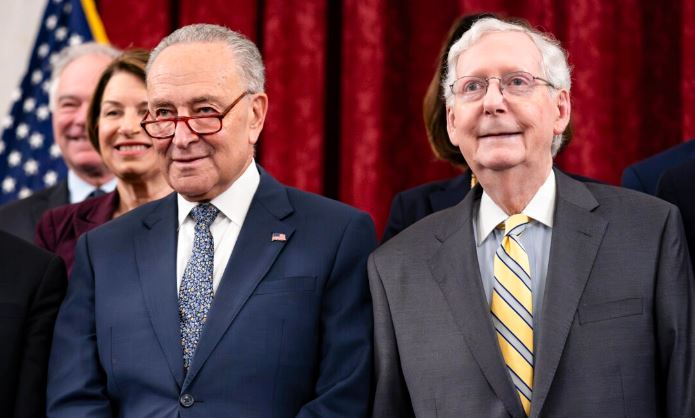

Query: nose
[
  {"left": 74, "top": 101, "right": 89, "bottom": 126},
  {"left": 171, "top": 119, "right": 198, "bottom": 148},
  {"left": 482, "top": 78, "right": 506, "bottom": 115},
  {"left": 119, "top": 110, "right": 143, "bottom": 137}
]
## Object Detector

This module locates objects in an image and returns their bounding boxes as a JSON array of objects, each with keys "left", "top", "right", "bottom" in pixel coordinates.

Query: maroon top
[{"left": 35, "top": 191, "right": 118, "bottom": 276}]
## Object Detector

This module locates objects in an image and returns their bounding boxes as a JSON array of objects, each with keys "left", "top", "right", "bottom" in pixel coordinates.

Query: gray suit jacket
[
  {"left": 0, "top": 181, "right": 69, "bottom": 242},
  {"left": 369, "top": 169, "right": 695, "bottom": 418}
]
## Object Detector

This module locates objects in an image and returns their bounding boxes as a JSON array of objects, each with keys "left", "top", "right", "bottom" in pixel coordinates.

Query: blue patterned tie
[{"left": 179, "top": 203, "right": 219, "bottom": 370}]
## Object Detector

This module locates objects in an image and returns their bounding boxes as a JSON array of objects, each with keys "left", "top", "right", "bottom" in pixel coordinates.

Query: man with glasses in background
[
  {"left": 369, "top": 17, "right": 694, "bottom": 417},
  {"left": 48, "top": 24, "right": 375, "bottom": 417}
]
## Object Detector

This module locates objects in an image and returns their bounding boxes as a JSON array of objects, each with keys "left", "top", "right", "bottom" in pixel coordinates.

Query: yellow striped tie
[{"left": 491, "top": 214, "right": 533, "bottom": 416}]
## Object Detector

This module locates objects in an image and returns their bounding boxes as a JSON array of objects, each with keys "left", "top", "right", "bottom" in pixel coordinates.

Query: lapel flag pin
[{"left": 271, "top": 232, "right": 287, "bottom": 242}]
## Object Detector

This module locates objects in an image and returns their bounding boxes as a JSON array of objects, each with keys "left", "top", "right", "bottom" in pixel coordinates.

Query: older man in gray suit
[{"left": 369, "top": 17, "right": 695, "bottom": 418}]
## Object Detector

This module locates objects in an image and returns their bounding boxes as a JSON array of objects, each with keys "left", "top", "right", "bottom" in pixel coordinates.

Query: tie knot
[
  {"left": 190, "top": 203, "right": 219, "bottom": 228},
  {"left": 504, "top": 214, "right": 530, "bottom": 236},
  {"left": 88, "top": 188, "right": 106, "bottom": 199}
]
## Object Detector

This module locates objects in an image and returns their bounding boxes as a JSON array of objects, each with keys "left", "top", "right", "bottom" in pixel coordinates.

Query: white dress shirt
[
  {"left": 67, "top": 170, "right": 116, "bottom": 203},
  {"left": 176, "top": 161, "right": 260, "bottom": 294}
]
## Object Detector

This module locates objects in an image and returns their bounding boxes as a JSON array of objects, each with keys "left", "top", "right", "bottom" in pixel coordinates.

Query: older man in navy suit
[{"left": 47, "top": 24, "right": 375, "bottom": 417}]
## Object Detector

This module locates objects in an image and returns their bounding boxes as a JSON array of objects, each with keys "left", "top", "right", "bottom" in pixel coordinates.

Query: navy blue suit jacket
[
  {"left": 621, "top": 139, "right": 695, "bottom": 195},
  {"left": 47, "top": 168, "right": 376, "bottom": 417},
  {"left": 657, "top": 160, "right": 695, "bottom": 274}
]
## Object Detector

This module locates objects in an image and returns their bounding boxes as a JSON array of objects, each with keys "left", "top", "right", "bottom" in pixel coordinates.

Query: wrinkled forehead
[
  {"left": 456, "top": 31, "right": 543, "bottom": 76},
  {"left": 147, "top": 43, "right": 241, "bottom": 105}
]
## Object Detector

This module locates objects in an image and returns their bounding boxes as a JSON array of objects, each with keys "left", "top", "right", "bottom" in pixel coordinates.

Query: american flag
[{"left": 0, "top": 0, "right": 108, "bottom": 204}]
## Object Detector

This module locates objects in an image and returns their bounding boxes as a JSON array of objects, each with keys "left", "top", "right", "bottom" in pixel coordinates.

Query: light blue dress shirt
[
  {"left": 67, "top": 170, "right": 116, "bottom": 203},
  {"left": 472, "top": 171, "right": 556, "bottom": 350}
]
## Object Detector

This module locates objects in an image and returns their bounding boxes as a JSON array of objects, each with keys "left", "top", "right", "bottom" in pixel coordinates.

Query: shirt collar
[
  {"left": 177, "top": 160, "right": 260, "bottom": 228},
  {"left": 476, "top": 170, "right": 556, "bottom": 245},
  {"left": 67, "top": 170, "right": 117, "bottom": 204}
]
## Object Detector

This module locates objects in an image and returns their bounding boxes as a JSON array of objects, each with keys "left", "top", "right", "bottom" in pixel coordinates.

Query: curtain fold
[{"left": 98, "top": 0, "right": 694, "bottom": 234}]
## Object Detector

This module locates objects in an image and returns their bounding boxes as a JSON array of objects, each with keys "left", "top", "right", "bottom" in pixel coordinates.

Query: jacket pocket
[
  {"left": 578, "top": 297, "right": 643, "bottom": 324},
  {"left": 254, "top": 276, "right": 316, "bottom": 295}
]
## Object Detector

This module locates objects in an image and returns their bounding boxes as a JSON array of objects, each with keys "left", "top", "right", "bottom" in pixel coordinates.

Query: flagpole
[{"left": 80, "top": 0, "right": 109, "bottom": 44}]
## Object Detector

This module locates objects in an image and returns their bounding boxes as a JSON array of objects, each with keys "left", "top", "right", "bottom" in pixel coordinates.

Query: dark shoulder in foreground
[{"left": 0, "top": 229, "right": 58, "bottom": 262}]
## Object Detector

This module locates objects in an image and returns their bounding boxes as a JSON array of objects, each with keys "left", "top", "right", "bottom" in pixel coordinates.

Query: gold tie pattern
[{"left": 491, "top": 214, "right": 533, "bottom": 416}]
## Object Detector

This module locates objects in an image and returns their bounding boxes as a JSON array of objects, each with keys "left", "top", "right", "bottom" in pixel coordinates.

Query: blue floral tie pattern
[{"left": 179, "top": 203, "right": 219, "bottom": 370}]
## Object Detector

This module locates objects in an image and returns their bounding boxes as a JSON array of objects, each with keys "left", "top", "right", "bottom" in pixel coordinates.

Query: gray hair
[
  {"left": 148, "top": 23, "right": 265, "bottom": 93},
  {"left": 443, "top": 18, "right": 571, "bottom": 155},
  {"left": 49, "top": 42, "right": 120, "bottom": 110}
]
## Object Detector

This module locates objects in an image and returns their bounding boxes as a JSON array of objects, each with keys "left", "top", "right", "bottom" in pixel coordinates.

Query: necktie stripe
[
  {"left": 506, "top": 236, "right": 531, "bottom": 275},
  {"left": 496, "top": 245, "right": 532, "bottom": 288},
  {"left": 491, "top": 291, "right": 533, "bottom": 350},
  {"left": 496, "top": 334, "right": 534, "bottom": 386},
  {"left": 492, "top": 214, "right": 533, "bottom": 416},
  {"left": 493, "top": 258, "right": 532, "bottom": 311},
  {"left": 492, "top": 278, "right": 532, "bottom": 321},
  {"left": 518, "top": 390, "right": 531, "bottom": 416},
  {"left": 505, "top": 363, "right": 533, "bottom": 399},
  {"left": 493, "top": 316, "right": 534, "bottom": 364}
]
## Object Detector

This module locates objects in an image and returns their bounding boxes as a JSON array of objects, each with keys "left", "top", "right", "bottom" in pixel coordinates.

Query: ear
[
  {"left": 552, "top": 89, "right": 571, "bottom": 136},
  {"left": 446, "top": 105, "right": 460, "bottom": 146},
  {"left": 248, "top": 93, "right": 268, "bottom": 145}
]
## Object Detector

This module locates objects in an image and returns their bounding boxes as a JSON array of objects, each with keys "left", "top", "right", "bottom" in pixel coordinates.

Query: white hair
[
  {"left": 49, "top": 42, "right": 120, "bottom": 111},
  {"left": 443, "top": 18, "right": 571, "bottom": 155},
  {"left": 148, "top": 23, "right": 265, "bottom": 93}
]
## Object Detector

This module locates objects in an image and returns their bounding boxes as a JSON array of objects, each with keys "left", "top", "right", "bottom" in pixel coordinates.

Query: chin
[
  {"left": 169, "top": 178, "right": 212, "bottom": 200},
  {"left": 474, "top": 154, "right": 526, "bottom": 172},
  {"left": 72, "top": 159, "right": 109, "bottom": 173},
  {"left": 117, "top": 168, "right": 150, "bottom": 183}
]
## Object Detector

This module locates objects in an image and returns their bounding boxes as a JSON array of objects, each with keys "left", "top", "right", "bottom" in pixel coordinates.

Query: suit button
[{"left": 180, "top": 393, "right": 195, "bottom": 407}]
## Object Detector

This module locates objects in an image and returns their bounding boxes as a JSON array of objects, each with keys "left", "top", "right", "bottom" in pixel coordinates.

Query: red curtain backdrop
[{"left": 97, "top": 0, "right": 695, "bottom": 235}]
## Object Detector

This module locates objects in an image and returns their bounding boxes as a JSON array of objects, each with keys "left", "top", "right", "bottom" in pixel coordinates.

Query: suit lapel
[
  {"left": 530, "top": 170, "right": 607, "bottom": 418},
  {"left": 133, "top": 193, "right": 185, "bottom": 388},
  {"left": 183, "top": 169, "right": 295, "bottom": 387},
  {"left": 428, "top": 187, "right": 527, "bottom": 418},
  {"left": 428, "top": 171, "right": 471, "bottom": 212},
  {"left": 73, "top": 192, "right": 118, "bottom": 236}
]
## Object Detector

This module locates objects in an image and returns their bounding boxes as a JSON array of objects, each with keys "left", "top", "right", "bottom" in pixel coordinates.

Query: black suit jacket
[
  {"left": 0, "top": 181, "right": 69, "bottom": 242},
  {"left": 0, "top": 230, "right": 67, "bottom": 417},
  {"left": 657, "top": 160, "right": 695, "bottom": 272}
]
